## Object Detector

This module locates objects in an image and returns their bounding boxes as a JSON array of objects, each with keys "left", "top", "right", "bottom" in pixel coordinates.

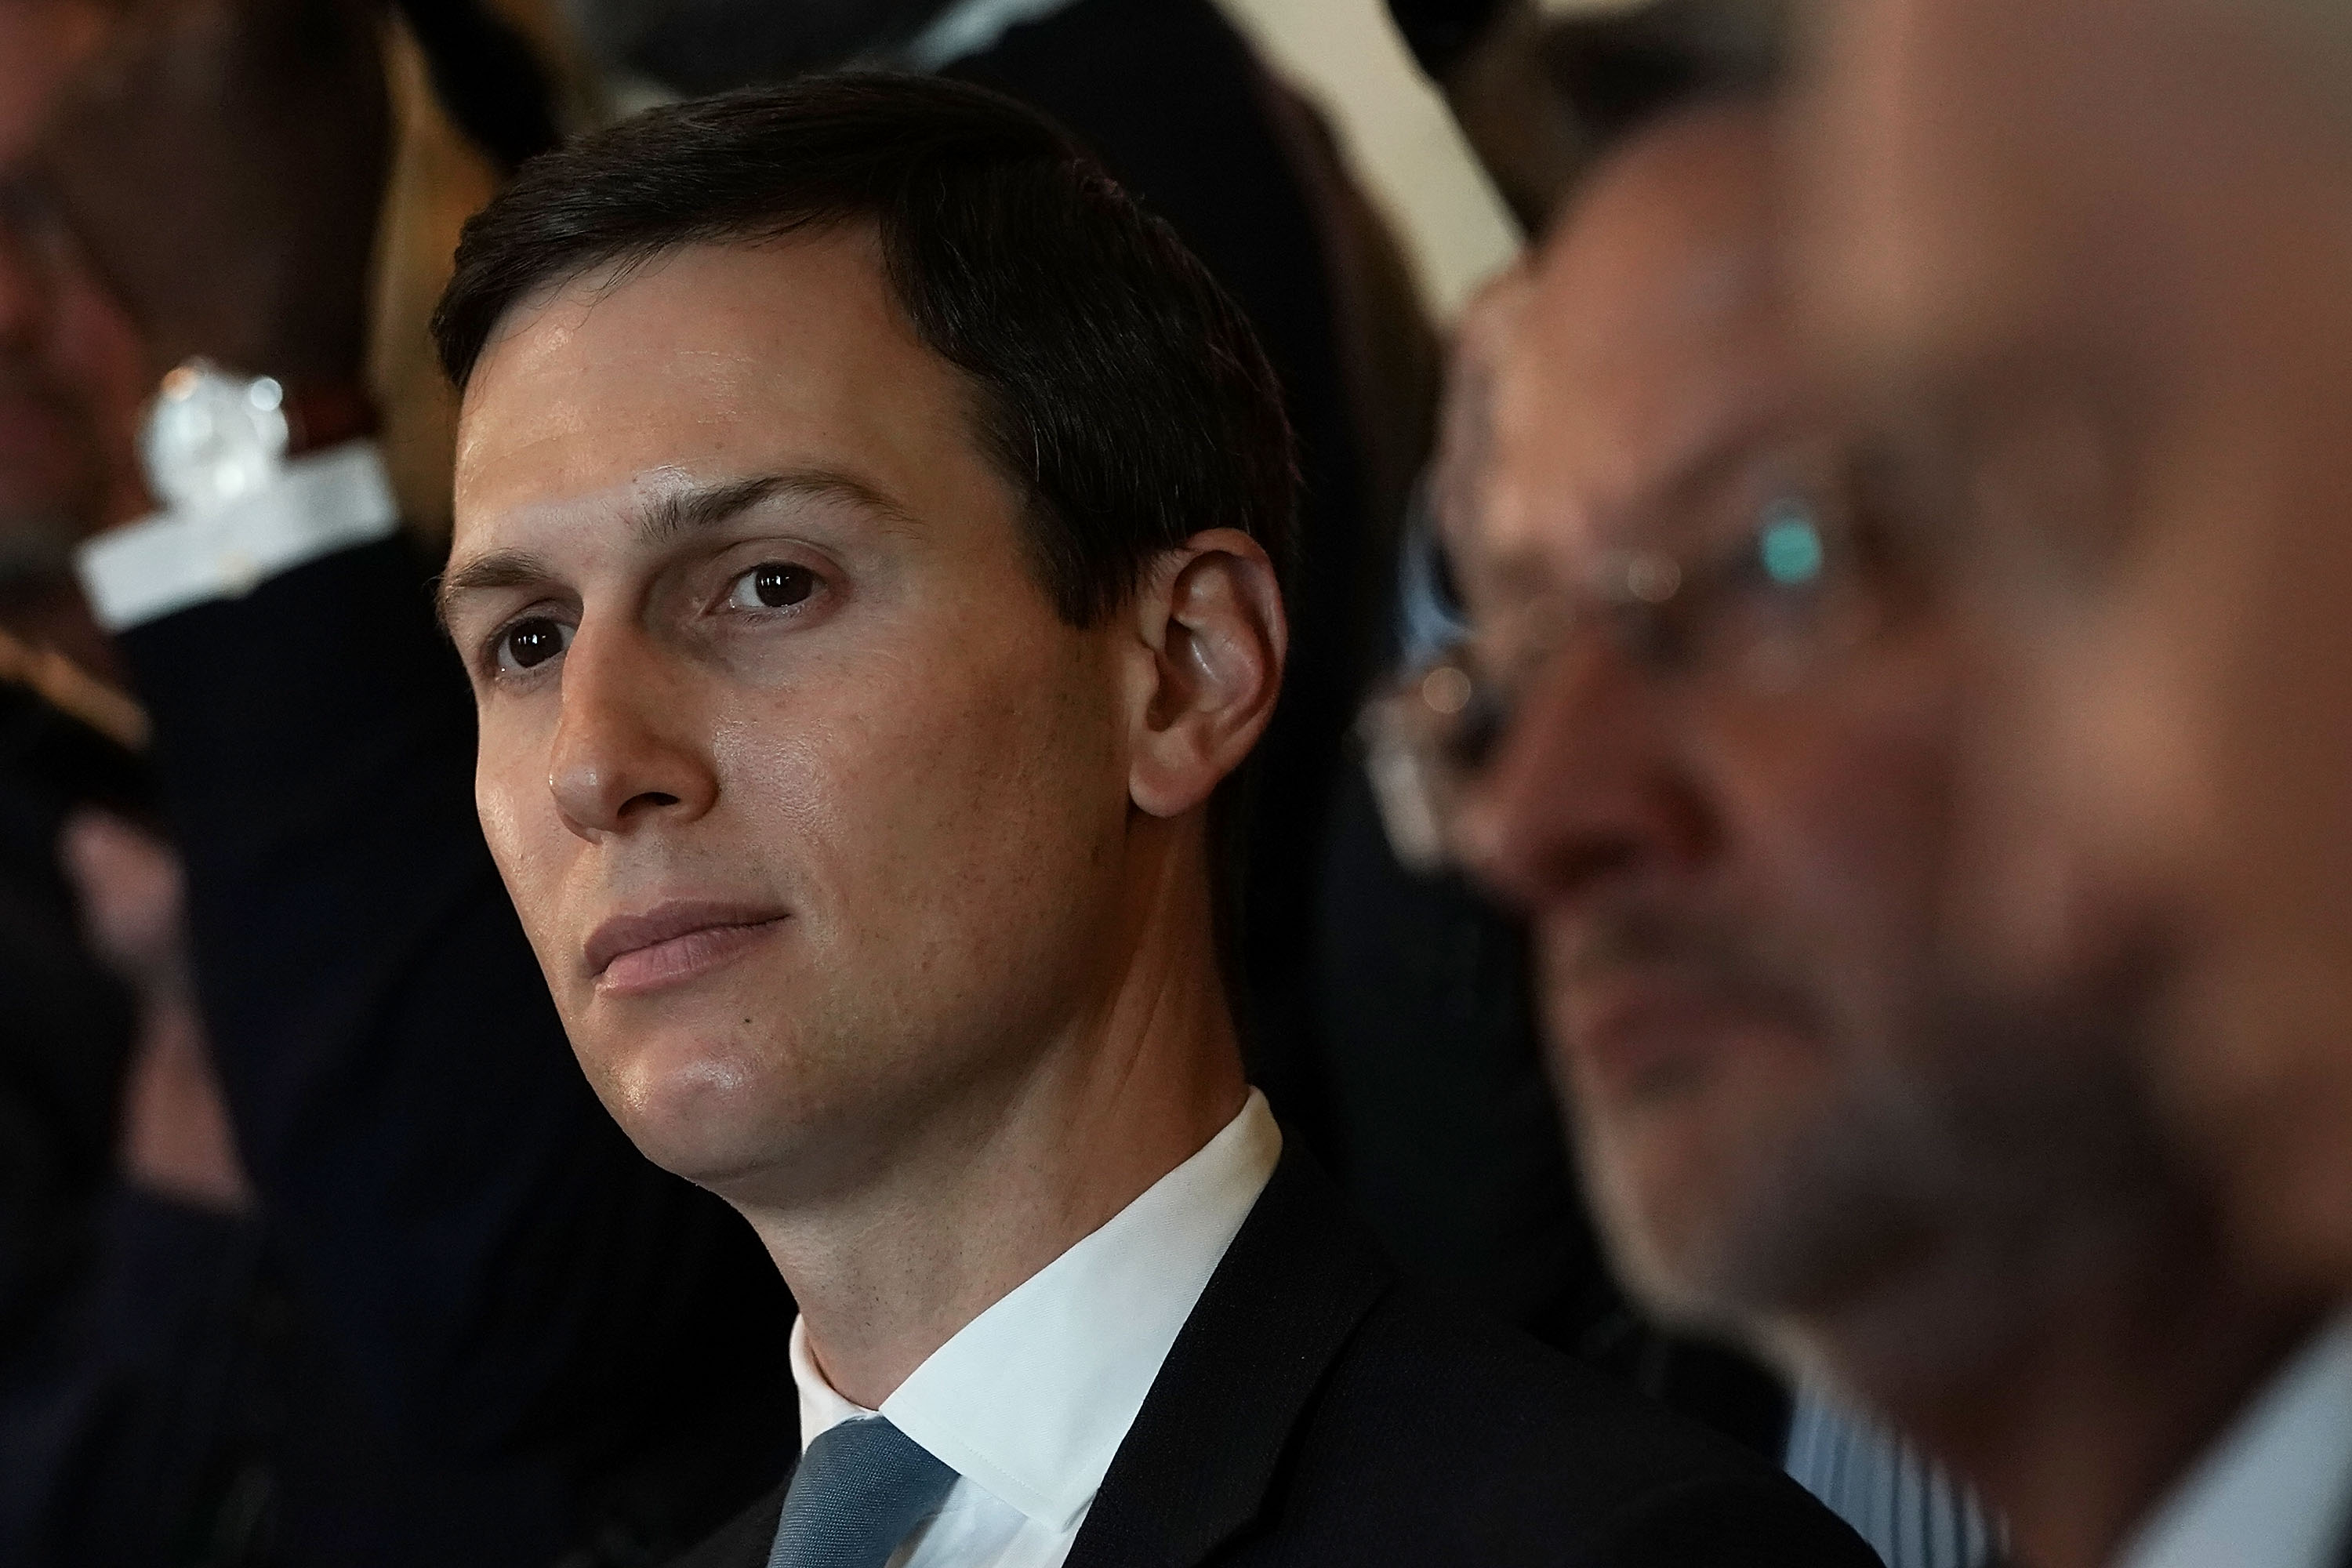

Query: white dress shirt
[
  {"left": 2114, "top": 1307, "right": 2352, "bottom": 1568},
  {"left": 1784, "top": 1390, "right": 2001, "bottom": 1568},
  {"left": 789, "top": 1090, "right": 1282, "bottom": 1568}
]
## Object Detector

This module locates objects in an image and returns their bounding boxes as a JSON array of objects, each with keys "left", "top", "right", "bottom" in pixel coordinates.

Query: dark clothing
[
  {"left": 673, "top": 1149, "right": 1883, "bottom": 1568},
  {"left": 0, "top": 1188, "right": 271, "bottom": 1568},
  {"left": 0, "top": 680, "right": 140, "bottom": 1285},
  {"left": 112, "top": 537, "right": 794, "bottom": 1566},
  {"left": 0, "top": 681, "right": 275, "bottom": 1566}
]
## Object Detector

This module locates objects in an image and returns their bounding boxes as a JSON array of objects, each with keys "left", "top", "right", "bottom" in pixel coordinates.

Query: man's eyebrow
[
  {"left": 434, "top": 469, "right": 922, "bottom": 635},
  {"left": 635, "top": 468, "right": 923, "bottom": 548},
  {"left": 434, "top": 550, "right": 561, "bottom": 636}
]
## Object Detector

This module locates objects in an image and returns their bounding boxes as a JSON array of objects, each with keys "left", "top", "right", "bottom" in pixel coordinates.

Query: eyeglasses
[{"left": 1362, "top": 460, "right": 1904, "bottom": 871}]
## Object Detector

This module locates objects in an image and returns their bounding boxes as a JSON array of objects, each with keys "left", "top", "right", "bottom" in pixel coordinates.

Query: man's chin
[
  {"left": 579, "top": 1023, "right": 903, "bottom": 1209},
  {"left": 1575, "top": 1067, "right": 1929, "bottom": 1334},
  {"left": 1580, "top": 1110, "right": 1784, "bottom": 1328},
  {"left": 579, "top": 1025, "right": 779, "bottom": 1167}
]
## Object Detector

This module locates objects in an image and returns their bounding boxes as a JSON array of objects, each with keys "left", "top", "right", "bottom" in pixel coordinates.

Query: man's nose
[
  {"left": 1457, "top": 640, "right": 1715, "bottom": 912},
  {"left": 546, "top": 626, "right": 720, "bottom": 841}
]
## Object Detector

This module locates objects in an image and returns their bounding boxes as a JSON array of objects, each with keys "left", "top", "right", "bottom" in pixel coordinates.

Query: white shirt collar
[
  {"left": 2114, "top": 1305, "right": 2352, "bottom": 1568},
  {"left": 899, "top": 0, "right": 1083, "bottom": 71},
  {"left": 789, "top": 1090, "right": 1283, "bottom": 1533}
]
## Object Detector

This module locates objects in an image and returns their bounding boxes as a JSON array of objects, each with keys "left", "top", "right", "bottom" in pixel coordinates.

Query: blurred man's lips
[
  {"left": 1562, "top": 973, "right": 1789, "bottom": 1103},
  {"left": 585, "top": 902, "right": 789, "bottom": 996}
]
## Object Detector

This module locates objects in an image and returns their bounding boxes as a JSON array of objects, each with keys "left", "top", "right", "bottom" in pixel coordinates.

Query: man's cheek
[
  {"left": 474, "top": 758, "right": 533, "bottom": 882},
  {"left": 714, "top": 709, "right": 844, "bottom": 842},
  {"left": 475, "top": 754, "right": 568, "bottom": 948}
]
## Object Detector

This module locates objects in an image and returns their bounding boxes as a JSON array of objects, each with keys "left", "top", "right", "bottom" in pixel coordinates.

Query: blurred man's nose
[
  {"left": 546, "top": 626, "right": 720, "bottom": 842},
  {"left": 1458, "top": 640, "right": 1715, "bottom": 913}
]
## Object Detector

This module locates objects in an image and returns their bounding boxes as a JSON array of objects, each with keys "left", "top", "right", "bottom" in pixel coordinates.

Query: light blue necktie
[{"left": 766, "top": 1417, "right": 959, "bottom": 1568}]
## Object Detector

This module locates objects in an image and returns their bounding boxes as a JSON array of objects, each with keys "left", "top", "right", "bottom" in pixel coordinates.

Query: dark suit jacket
[{"left": 672, "top": 1148, "right": 1883, "bottom": 1568}]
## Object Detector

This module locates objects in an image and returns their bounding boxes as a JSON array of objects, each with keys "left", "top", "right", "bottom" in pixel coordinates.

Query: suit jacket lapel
[{"left": 1062, "top": 1143, "right": 1395, "bottom": 1568}]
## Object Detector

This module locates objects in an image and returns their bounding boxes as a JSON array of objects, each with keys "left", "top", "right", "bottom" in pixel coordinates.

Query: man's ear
[{"left": 1125, "top": 528, "right": 1287, "bottom": 820}]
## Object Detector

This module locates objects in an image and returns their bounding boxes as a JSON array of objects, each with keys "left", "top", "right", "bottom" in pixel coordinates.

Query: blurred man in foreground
[
  {"left": 426, "top": 71, "right": 1872, "bottom": 1568},
  {"left": 1410, "top": 79, "right": 2321, "bottom": 1568},
  {"left": 1798, "top": 0, "right": 2352, "bottom": 1300},
  {"left": 1788, "top": 0, "right": 2352, "bottom": 1560}
]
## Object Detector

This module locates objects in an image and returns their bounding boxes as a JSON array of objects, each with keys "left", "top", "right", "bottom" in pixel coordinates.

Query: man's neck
[
  {"left": 738, "top": 831, "right": 1251, "bottom": 1410},
  {"left": 1813, "top": 1217, "right": 2321, "bottom": 1568}
]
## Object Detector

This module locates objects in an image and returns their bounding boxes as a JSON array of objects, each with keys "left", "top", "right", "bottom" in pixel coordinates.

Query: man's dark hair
[{"left": 432, "top": 71, "right": 1298, "bottom": 628}]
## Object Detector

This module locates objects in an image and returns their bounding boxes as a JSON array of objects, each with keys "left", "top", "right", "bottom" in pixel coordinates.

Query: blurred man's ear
[{"left": 1123, "top": 529, "right": 1287, "bottom": 821}]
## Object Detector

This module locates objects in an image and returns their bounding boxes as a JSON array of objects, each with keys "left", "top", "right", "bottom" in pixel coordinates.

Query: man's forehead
[
  {"left": 1470, "top": 212, "right": 1789, "bottom": 583},
  {"left": 461, "top": 234, "right": 908, "bottom": 418},
  {"left": 453, "top": 232, "right": 981, "bottom": 543}
]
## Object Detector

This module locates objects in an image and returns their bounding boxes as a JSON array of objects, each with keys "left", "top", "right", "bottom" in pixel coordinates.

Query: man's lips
[
  {"left": 584, "top": 901, "right": 789, "bottom": 996},
  {"left": 1559, "top": 969, "right": 1807, "bottom": 1103}
]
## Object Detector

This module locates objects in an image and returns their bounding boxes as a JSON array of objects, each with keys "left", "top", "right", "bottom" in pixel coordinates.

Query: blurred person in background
[
  {"left": 1372, "top": 20, "right": 1993, "bottom": 1563},
  {"left": 1786, "top": 0, "right": 2352, "bottom": 1562},
  {"left": 27, "top": 0, "right": 804, "bottom": 1559},
  {"left": 0, "top": 2, "right": 279, "bottom": 1559},
  {"left": 1353, "top": 10, "right": 1987, "bottom": 1558},
  {"left": 0, "top": 0, "right": 143, "bottom": 665},
  {"left": 1393, "top": 53, "right": 2304, "bottom": 1568}
]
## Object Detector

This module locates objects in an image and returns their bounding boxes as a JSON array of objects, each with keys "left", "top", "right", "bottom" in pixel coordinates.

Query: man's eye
[
  {"left": 495, "top": 617, "right": 572, "bottom": 673},
  {"left": 728, "top": 562, "right": 818, "bottom": 611}
]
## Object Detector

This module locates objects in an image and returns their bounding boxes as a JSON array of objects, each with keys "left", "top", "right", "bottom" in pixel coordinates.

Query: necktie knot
[{"left": 767, "top": 1417, "right": 958, "bottom": 1568}]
